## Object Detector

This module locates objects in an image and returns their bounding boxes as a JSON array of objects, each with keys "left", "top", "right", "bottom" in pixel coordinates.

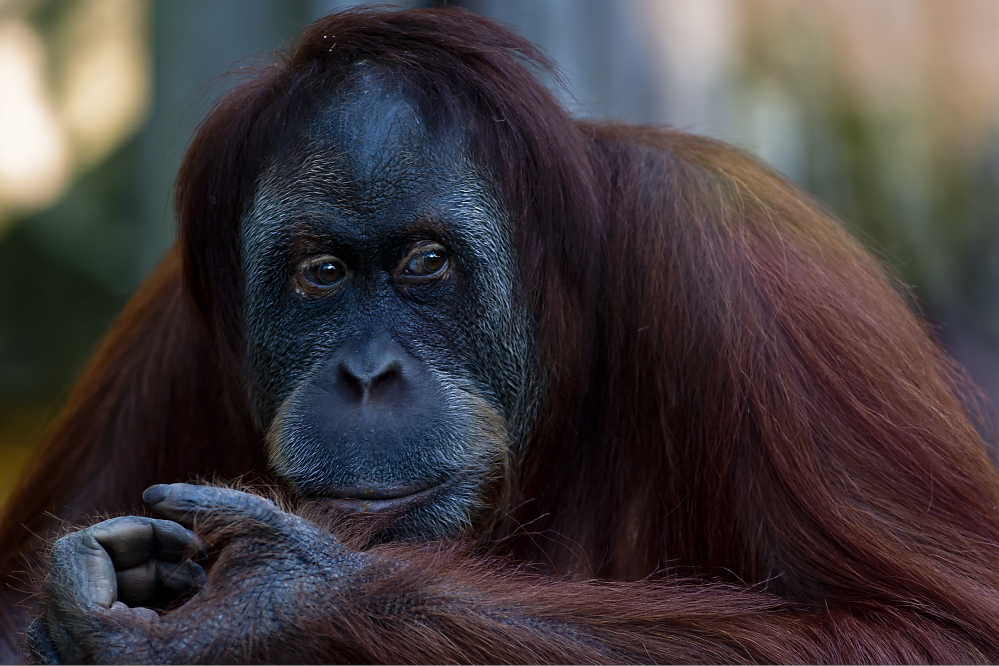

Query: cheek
[
  {"left": 242, "top": 297, "right": 352, "bottom": 426},
  {"left": 243, "top": 330, "right": 325, "bottom": 428},
  {"left": 458, "top": 281, "right": 536, "bottom": 427}
]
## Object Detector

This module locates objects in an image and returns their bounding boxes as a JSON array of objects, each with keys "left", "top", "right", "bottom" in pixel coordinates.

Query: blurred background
[{"left": 1, "top": 0, "right": 998, "bottom": 506}]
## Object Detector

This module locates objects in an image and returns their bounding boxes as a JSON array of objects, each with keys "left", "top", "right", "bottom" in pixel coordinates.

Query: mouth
[{"left": 311, "top": 483, "right": 439, "bottom": 512}]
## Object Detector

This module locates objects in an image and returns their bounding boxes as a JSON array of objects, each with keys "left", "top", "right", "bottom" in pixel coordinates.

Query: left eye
[{"left": 402, "top": 245, "right": 449, "bottom": 278}]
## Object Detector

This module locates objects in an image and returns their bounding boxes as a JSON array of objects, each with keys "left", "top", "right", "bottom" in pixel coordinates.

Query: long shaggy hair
[{"left": 3, "top": 7, "right": 999, "bottom": 663}]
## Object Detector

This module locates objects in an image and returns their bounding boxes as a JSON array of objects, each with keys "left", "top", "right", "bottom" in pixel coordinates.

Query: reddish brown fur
[{"left": 4, "top": 7, "right": 999, "bottom": 663}]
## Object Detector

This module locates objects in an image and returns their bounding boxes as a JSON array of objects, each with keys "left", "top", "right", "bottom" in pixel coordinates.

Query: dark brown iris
[{"left": 296, "top": 255, "right": 347, "bottom": 294}]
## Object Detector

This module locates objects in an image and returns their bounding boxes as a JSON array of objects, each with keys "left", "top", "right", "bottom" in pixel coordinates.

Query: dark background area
[{"left": 2, "top": 0, "right": 997, "bottom": 503}]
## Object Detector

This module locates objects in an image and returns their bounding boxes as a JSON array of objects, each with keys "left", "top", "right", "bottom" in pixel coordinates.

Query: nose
[{"left": 336, "top": 335, "right": 407, "bottom": 402}]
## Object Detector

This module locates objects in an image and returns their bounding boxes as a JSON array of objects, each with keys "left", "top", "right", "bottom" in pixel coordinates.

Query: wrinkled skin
[
  {"left": 30, "top": 69, "right": 533, "bottom": 664},
  {"left": 242, "top": 67, "right": 534, "bottom": 540},
  {"left": 31, "top": 484, "right": 365, "bottom": 664}
]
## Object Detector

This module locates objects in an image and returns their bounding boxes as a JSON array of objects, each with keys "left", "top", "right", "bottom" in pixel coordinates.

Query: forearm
[
  {"left": 283, "top": 549, "right": 823, "bottom": 664},
  {"left": 286, "top": 548, "right": 999, "bottom": 665}
]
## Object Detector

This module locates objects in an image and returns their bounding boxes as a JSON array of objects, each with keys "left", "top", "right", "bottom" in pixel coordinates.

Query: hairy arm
[{"left": 28, "top": 485, "right": 979, "bottom": 664}]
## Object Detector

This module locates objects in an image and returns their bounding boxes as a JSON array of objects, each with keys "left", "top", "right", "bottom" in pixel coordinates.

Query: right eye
[{"left": 296, "top": 255, "right": 348, "bottom": 294}]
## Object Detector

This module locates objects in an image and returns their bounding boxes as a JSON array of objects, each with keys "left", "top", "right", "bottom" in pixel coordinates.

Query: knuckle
[{"left": 52, "top": 530, "right": 98, "bottom": 560}]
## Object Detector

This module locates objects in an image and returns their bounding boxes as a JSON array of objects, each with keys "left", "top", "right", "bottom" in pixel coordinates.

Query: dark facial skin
[
  {"left": 241, "top": 67, "right": 536, "bottom": 539},
  {"left": 28, "top": 69, "right": 543, "bottom": 664}
]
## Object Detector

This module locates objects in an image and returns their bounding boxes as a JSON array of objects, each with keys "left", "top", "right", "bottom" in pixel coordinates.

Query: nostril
[
  {"left": 338, "top": 363, "right": 366, "bottom": 399},
  {"left": 368, "top": 362, "right": 402, "bottom": 397},
  {"left": 338, "top": 358, "right": 404, "bottom": 401}
]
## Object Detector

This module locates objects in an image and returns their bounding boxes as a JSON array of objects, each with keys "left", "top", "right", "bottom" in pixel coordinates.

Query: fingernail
[
  {"left": 191, "top": 562, "right": 207, "bottom": 586},
  {"left": 143, "top": 484, "right": 170, "bottom": 505}
]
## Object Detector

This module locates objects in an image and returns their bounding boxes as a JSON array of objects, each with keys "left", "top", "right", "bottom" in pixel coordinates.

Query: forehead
[
  {"left": 258, "top": 67, "right": 473, "bottom": 211},
  {"left": 243, "top": 66, "right": 510, "bottom": 262}
]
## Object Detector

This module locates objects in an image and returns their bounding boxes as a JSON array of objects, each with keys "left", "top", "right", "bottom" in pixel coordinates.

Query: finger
[
  {"left": 151, "top": 519, "right": 207, "bottom": 561},
  {"left": 116, "top": 559, "right": 206, "bottom": 607},
  {"left": 109, "top": 601, "right": 159, "bottom": 622},
  {"left": 158, "top": 559, "right": 207, "bottom": 597},
  {"left": 144, "top": 483, "right": 283, "bottom": 528},
  {"left": 48, "top": 529, "right": 116, "bottom": 610},
  {"left": 90, "top": 516, "right": 204, "bottom": 569}
]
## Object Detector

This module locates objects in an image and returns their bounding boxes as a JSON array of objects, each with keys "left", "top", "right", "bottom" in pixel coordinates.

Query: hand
[{"left": 30, "top": 484, "right": 362, "bottom": 664}]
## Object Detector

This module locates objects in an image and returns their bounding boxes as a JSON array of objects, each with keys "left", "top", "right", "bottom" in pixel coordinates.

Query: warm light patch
[
  {"left": 0, "top": 0, "right": 150, "bottom": 230},
  {"left": 57, "top": 0, "right": 151, "bottom": 168},
  {"left": 0, "top": 21, "right": 70, "bottom": 216}
]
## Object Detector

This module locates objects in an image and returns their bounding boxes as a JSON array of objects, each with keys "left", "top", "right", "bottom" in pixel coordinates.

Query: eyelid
[
  {"left": 396, "top": 241, "right": 451, "bottom": 282},
  {"left": 294, "top": 254, "right": 349, "bottom": 296}
]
